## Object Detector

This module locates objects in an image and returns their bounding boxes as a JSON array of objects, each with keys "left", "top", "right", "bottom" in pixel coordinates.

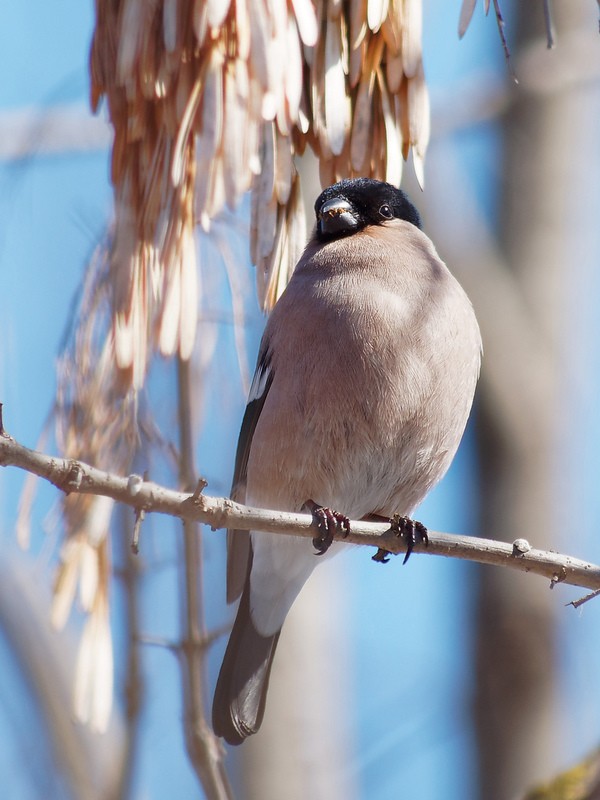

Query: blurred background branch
[{"left": 175, "top": 357, "right": 232, "bottom": 799}]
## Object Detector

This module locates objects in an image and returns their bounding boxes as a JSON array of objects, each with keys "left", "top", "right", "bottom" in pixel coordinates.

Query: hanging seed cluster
[{"left": 90, "top": 0, "right": 429, "bottom": 385}]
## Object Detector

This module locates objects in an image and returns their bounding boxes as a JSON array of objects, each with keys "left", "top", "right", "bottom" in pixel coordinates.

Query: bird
[{"left": 212, "top": 177, "right": 482, "bottom": 745}]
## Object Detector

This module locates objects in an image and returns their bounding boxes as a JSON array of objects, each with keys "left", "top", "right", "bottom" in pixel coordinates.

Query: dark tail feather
[{"left": 212, "top": 579, "right": 280, "bottom": 745}]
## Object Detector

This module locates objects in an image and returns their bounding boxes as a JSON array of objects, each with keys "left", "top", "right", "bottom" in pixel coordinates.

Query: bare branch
[
  {"left": 566, "top": 588, "right": 600, "bottom": 610},
  {"left": 1, "top": 429, "right": 599, "bottom": 592},
  {"left": 542, "top": 0, "right": 555, "bottom": 48},
  {"left": 115, "top": 507, "right": 144, "bottom": 800},
  {"left": 175, "top": 357, "right": 232, "bottom": 800},
  {"left": 492, "top": 0, "right": 518, "bottom": 82}
]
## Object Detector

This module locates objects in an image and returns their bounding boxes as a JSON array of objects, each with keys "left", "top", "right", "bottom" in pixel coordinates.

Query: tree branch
[
  {"left": 1, "top": 427, "right": 599, "bottom": 593},
  {"left": 175, "top": 358, "right": 232, "bottom": 800}
]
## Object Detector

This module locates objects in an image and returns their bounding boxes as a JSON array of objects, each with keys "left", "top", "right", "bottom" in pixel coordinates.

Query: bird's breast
[{"left": 246, "top": 263, "right": 480, "bottom": 519}]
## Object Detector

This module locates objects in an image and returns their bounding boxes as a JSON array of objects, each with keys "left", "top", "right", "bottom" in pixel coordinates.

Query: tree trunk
[{"left": 474, "top": 3, "right": 597, "bottom": 797}]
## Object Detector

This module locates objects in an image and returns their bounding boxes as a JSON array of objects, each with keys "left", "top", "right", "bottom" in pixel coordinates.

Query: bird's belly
[
  {"left": 311, "top": 431, "right": 447, "bottom": 519},
  {"left": 248, "top": 393, "right": 452, "bottom": 520}
]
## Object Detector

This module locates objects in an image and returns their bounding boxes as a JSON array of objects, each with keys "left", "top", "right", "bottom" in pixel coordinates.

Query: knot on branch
[{"left": 61, "top": 461, "right": 84, "bottom": 494}]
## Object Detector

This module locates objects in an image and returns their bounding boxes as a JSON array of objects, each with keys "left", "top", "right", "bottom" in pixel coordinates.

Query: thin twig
[
  {"left": 492, "top": 0, "right": 518, "bottom": 83},
  {"left": 1, "top": 430, "right": 600, "bottom": 592},
  {"left": 129, "top": 470, "right": 148, "bottom": 554},
  {"left": 176, "top": 358, "right": 232, "bottom": 800},
  {"left": 137, "top": 625, "right": 230, "bottom": 653},
  {"left": 136, "top": 635, "right": 179, "bottom": 651},
  {"left": 116, "top": 505, "right": 144, "bottom": 800},
  {"left": 567, "top": 588, "right": 600, "bottom": 610},
  {"left": 131, "top": 508, "right": 144, "bottom": 555},
  {"left": 542, "top": 0, "right": 555, "bottom": 48}
]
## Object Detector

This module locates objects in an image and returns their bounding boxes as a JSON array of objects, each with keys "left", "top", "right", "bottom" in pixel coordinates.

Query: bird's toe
[
  {"left": 372, "top": 515, "right": 428, "bottom": 564},
  {"left": 305, "top": 501, "right": 351, "bottom": 555}
]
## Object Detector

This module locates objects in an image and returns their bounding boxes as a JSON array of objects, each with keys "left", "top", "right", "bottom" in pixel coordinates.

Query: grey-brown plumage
[{"left": 212, "top": 178, "right": 481, "bottom": 745}]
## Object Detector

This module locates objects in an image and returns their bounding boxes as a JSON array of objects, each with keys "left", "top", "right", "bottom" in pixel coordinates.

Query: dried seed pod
[
  {"left": 458, "top": 0, "right": 478, "bottom": 38},
  {"left": 324, "top": 16, "right": 350, "bottom": 156},
  {"left": 92, "top": 0, "right": 430, "bottom": 319}
]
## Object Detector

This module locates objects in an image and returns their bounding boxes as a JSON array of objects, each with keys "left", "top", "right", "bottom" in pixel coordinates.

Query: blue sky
[{"left": 3, "top": 3, "right": 600, "bottom": 800}]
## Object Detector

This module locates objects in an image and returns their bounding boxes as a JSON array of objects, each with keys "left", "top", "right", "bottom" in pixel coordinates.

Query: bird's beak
[{"left": 318, "top": 197, "right": 359, "bottom": 236}]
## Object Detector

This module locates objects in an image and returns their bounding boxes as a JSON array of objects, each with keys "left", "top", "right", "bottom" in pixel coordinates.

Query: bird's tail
[{"left": 212, "top": 577, "right": 280, "bottom": 745}]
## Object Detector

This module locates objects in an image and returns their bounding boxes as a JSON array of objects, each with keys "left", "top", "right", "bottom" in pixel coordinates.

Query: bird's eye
[{"left": 379, "top": 204, "right": 393, "bottom": 219}]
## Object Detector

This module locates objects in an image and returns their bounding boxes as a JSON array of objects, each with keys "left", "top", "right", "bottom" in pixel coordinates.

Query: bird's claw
[
  {"left": 390, "top": 514, "right": 428, "bottom": 564},
  {"left": 372, "top": 514, "right": 428, "bottom": 564},
  {"left": 371, "top": 548, "right": 391, "bottom": 564},
  {"left": 306, "top": 502, "right": 350, "bottom": 555}
]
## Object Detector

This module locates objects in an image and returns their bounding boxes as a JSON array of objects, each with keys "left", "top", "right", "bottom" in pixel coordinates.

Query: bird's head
[{"left": 314, "top": 178, "right": 422, "bottom": 242}]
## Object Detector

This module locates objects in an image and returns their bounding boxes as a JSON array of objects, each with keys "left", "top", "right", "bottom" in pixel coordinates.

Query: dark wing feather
[{"left": 226, "top": 348, "right": 273, "bottom": 603}]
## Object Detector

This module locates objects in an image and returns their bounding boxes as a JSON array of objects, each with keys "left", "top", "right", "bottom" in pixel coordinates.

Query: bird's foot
[
  {"left": 372, "top": 514, "right": 428, "bottom": 565},
  {"left": 305, "top": 500, "right": 350, "bottom": 555}
]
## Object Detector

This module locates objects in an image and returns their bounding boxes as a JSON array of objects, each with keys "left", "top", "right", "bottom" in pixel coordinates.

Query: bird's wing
[{"left": 226, "top": 349, "right": 273, "bottom": 603}]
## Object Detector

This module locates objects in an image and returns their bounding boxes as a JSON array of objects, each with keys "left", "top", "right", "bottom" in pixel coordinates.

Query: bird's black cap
[{"left": 315, "top": 178, "right": 422, "bottom": 241}]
